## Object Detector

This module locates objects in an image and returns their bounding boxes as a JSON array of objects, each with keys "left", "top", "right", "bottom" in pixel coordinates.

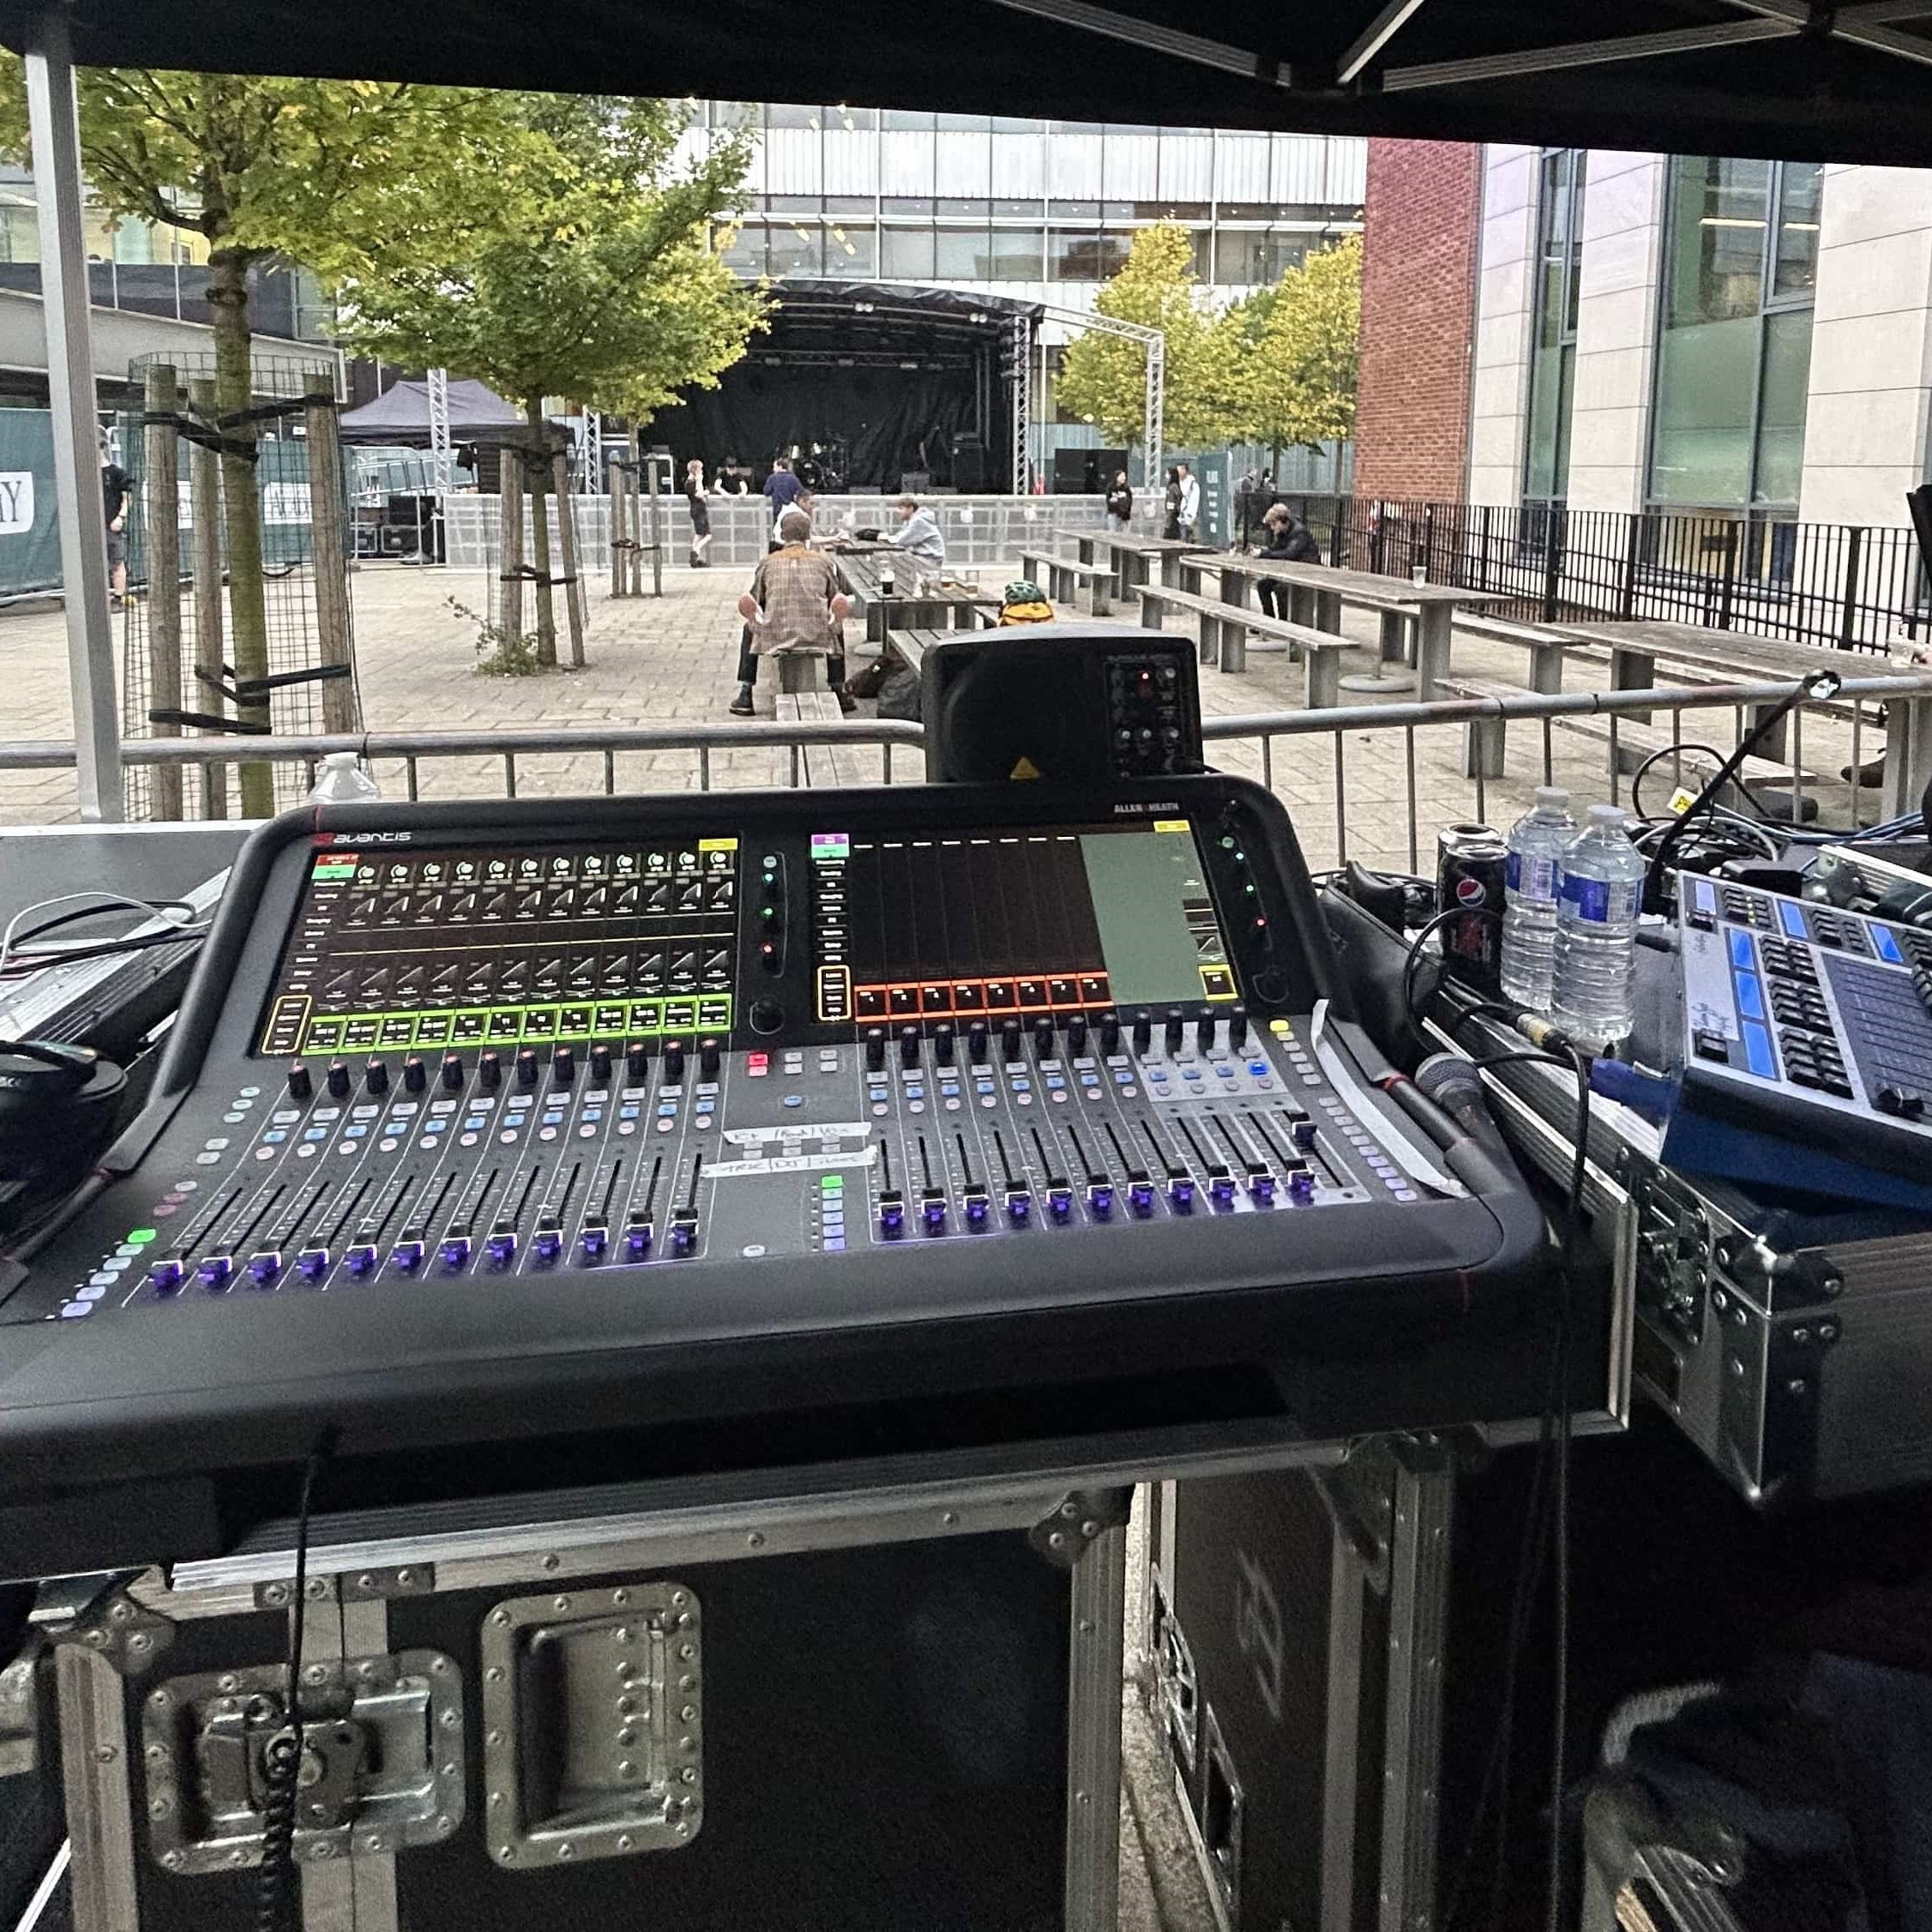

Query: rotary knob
[
  {"left": 326, "top": 1060, "right": 352, "bottom": 1099},
  {"left": 626, "top": 1041, "right": 651, "bottom": 1080},
  {"left": 1098, "top": 1013, "right": 1121, "bottom": 1055},
  {"left": 515, "top": 1048, "right": 539, "bottom": 1090},
  {"left": 1165, "top": 1009, "right": 1186, "bottom": 1052},
  {"left": 1064, "top": 1014, "right": 1088, "bottom": 1055},
  {"left": 478, "top": 1050, "right": 503, "bottom": 1091},
  {"left": 700, "top": 1038, "right": 722, "bottom": 1079},
  {"left": 286, "top": 1062, "right": 312, "bottom": 1101},
  {"left": 933, "top": 1024, "right": 956, "bottom": 1066},
  {"left": 1196, "top": 1014, "right": 1217, "bottom": 1051},
  {"left": 364, "top": 1057, "right": 388, "bottom": 1096},
  {"left": 551, "top": 1044, "right": 575, "bottom": 1086},
  {"left": 900, "top": 1026, "right": 922, "bottom": 1068},
  {"left": 662, "top": 1040, "right": 686, "bottom": 1082},
  {"left": 1130, "top": 1012, "right": 1152, "bottom": 1055},
  {"left": 1001, "top": 1019, "right": 1022, "bottom": 1062},
  {"left": 864, "top": 1026, "right": 887, "bottom": 1073},
  {"left": 402, "top": 1055, "right": 428, "bottom": 1094},
  {"left": 1032, "top": 1016, "right": 1056, "bottom": 1056},
  {"left": 590, "top": 1043, "right": 613, "bottom": 1086},
  {"left": 439, "top": 1052, "right": 464, "bottom": 1092},
  {"left": 967, "top": 1020, "right": 990, "bottom": 1064},
  {"left": 1228, "top": 1006, "right": 1249, "bottom": 1050}
]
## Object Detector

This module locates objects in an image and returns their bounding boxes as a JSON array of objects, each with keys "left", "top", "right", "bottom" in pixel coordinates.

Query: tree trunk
[
  {"left": 525, "top": 402, "right": 557, "bottom": 669},
  {"left": 499, "top": 457, "right": 525, "bottom": 644},
  {"left": 208, "top": 247, "right": 274, "bottom": 817},
  {"left": 141, "top": 364, "right": 184, "bottom": 821}
]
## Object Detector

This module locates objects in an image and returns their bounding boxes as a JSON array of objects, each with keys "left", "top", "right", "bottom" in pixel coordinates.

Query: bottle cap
[
  {"left": 1533, "top": 785, "right": 1569, "bottom": 808},
  {"left": 323, "top": 750, "right": 357, "bottom": 769},
  {"left": 1586, "top": 803, "right": 1626, "bottom": 826}
]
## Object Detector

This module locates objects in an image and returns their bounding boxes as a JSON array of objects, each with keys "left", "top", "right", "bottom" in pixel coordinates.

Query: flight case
[{"left": 33, "top": 1461, "right": 1129, "bottom": 1932}]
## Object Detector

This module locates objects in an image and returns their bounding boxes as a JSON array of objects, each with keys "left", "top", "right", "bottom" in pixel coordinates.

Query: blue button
[
  {"left": 344, "top": 1124, "right": 367, "bottom": 1140},
  {"left": 304, "top": 1127, "right": 328, "bottom": 1142},
  {"left": 1779, "top": 901, "right": 1809, "bottom": 938},
  {"left": 264, "top": 1129, "right": 287, "bottom": 1145},
  {"left": 784, "top": 1094, "right": 804, "bottom": 1108},
  {"left": 1114, "top": 1071, "right": 1133, "bottom": 1084},
  {"left": 1735, "top": 974, "right": 1766, "bottom": 1022},
  {"left": 465, "top": 1117, "right": 485, "bottom": 1131},
  {"left": 1875, "top": 925, "right": 1905, "bottom": 964},
  {"left": 1728, "top": 929, "right": 1756, "bottom": 971},
  {"left": 657, "top": 1104, "right": 677, "bottom": 1118},
  {"left": 1742, "top": 1020, "right": 1776, "bottom": 1078},
  {"left": 542, "top": 1112, "right": 563, "bottom": 1127},
  {"left": 1215, "top": 1065, "right": 1235, "bottom": 1079},
  {"left": 1693, "top": 877, "right": 1718, "bottom": 914},
  {"left": 620, "top": 1106, "right": 640, "bottom": 1120},
  {"left": 1248, "top": 1060, "right": 1269, "bottom": 1074},
  {"left": 1046, "top": 1076, "right": 1064, "bottom": 1090},
  {"left": 824, "top": 1237, "right": 846, "bottom": 1252},
  {"left": 976, "top": 1081, "right": 995, "bottom": 1094}
]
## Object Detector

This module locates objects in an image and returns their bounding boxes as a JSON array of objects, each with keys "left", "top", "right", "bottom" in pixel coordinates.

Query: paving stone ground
[{"left": 0, "top": 555, "right": 1882, "bottom": 876}]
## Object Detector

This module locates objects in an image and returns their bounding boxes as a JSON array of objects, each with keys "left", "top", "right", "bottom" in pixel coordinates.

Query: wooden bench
[
  {"left": 1018, "top": 546, "right": 1114, "bottom": 617},
  {"left": 777, "top": 689, "right": 870, "bottom": 789},
  {"left": 1137, "top": 582, "right": 1351, "bottom": 709},
  {"left": 1451, "top": 613, "right": 1573, "bottom": 696},
  {"left": 1435, "top": 671, "right": 1824, "bottom": 810},
  {"left": 1183, "top": 553, "right": 1426, "bottom": 679}
]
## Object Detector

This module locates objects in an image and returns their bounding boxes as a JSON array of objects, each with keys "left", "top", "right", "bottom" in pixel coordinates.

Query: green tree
[
  {"left": 1224, "top": 234, "right": 1362, "bottom": 464},
  {"left": 0, "top": 65, "right": 520, "bottom": 811},
  {"left": 334, "top": 94, "right": 761, "bottom": 666},
  {"left": 1055, "top": 222, "right": 1236, "bottom": 461}
]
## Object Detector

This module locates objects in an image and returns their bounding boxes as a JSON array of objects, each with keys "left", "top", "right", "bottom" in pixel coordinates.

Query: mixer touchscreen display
[
  {"left": 811, "top": 818, "right": 1237, "bottom": 1023},
  {"left": 258, "top": 838, "right": 741, "bottom": 1056}
]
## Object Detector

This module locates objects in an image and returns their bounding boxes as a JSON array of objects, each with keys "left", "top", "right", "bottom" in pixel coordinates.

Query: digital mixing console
[{"left": 0, "top": 779, "right": 1544, "bottom": 1573}]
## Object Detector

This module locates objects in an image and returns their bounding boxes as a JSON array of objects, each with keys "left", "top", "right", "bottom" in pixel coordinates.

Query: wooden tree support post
[
  {"left": 304, "top": 376, "right": 358, "bottom": 732},
  {"left": 500, "top": 453, "right": 526, "bottom": 643},
  {"left": 187, "top": 376, "right": 226, "bottom": 819},
  {"left": 607, "top": 454, "right": 626, "bottom": 599},
  {"left": 525, "top": 423, "right": 557, "bottom": 668},
  {"left": 141, "top": 363, "right": 184, "bottom": 821},
  {"left": 645, "top": 456, "right": 663, "bottom": 599},
  {"left": 552, "top": 449, "right": 586, "bottom": 667}
]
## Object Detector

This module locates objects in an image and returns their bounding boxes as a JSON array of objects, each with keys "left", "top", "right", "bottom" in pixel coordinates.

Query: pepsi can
[{"left": 1435, "top": 823, "right": 1507, "bottom": 992}]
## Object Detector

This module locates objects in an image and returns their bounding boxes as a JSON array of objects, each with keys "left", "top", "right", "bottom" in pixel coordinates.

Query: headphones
[{"left": 0, "top": 1038, "right": 126, "bottom": 1238}]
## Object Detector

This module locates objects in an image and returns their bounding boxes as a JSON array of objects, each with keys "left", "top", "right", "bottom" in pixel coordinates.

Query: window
[
  {"left": 822, "top": 197, "right": 876, "bottom": 220},
  {"left": 882, "top": 110, "right": 936, "bottom": 131},
  {"left": 994, "top": 198, "right": 1043, "bottom": 219},
  {"left": 934, "top": 227, "right": 987, "bottom": 280},
  {"left": 765, "top": 104, "right": 822, "bottom": 129},
  {"left": 718, "top": 223, "right": 766, "bottom": 275},
  {"left": 766, "top": 222, "right": 823, "bottom": 277},
  {"left": 882, "top": 197, "right": 936, "bottom": 218},
  {"left": 881, "top": 226, "right": 936, "bottom": 279},
  {"left": 828, "top": 105, "right": 876, "bottom": 132},
  {"left": 935, "top": 113, "right": 993, "bottom": 132},
  {"left": 1524, "top": 148, "right": 1586, "bottom": 509},
  {"left": 1215, "top": 232, "right": 1308, "bottom": 286},
  {"left": 936, "top": 198, "right": 992, "bottom": 218},
  {"left": 1049, "top": 231, "right": 1128, "bottom": 280},
  {"left": 984, "top": 228, "right": 1044, "bottom": 280},
  {"left": 1049, "top": 199, "right": 1101, "bottom": 221},
  {"left": 825, "top": 222, "right": 876, "bottom": 276},
  {"left": 1650, "top": 155, "right": 1822, "bottom": 512}
]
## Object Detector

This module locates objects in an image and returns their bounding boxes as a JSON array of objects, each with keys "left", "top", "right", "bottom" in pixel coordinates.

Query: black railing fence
[{"left": 1273, "top": 495, "right": 1932, "bottom": 654}]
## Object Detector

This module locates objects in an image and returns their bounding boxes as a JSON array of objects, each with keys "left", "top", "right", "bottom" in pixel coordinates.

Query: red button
[{"left": 747, "top": 1053, "right": 769, "bottom": 1076}]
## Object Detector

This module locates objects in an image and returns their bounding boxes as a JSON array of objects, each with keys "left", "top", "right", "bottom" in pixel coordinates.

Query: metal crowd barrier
[{"left": 4, "top": 675, "right": 1929, "bottom": 872}]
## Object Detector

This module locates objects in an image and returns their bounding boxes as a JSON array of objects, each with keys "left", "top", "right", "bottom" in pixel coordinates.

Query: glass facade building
[{"left": 698, "top": 105, "right": 1365, "bottom": 306}]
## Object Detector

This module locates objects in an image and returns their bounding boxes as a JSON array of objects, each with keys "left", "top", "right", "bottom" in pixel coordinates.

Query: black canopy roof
[{"left": 5, "top": 1, "right": 1932, "bottom": 168}]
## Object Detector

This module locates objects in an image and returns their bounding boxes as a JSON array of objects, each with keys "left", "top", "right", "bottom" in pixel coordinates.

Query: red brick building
[{"left": 1351, "top": 139, "right": 1484, "bottom": 503}]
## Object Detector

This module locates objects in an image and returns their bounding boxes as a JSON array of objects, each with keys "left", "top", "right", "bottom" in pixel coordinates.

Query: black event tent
[
  {"left": 4, "top": 1, "right": 1932, "bottom": 167},
  {"left": 336, "top": 376, "right": 527, "bottom": 447}
]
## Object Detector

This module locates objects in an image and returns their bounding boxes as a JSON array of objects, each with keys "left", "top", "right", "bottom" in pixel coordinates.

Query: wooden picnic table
[
  {"left": 1550, "top": 617, "right": 1932, "bottom": 819},
  {"left": 833, "top": 548, "right": 1001, "bottom": 643},
  {"left": 1184, "top": 556, "right": 1506, "bottom": 698},
  {"left": 1050, "top": 527, "right": 1201, "bottom": 599}
]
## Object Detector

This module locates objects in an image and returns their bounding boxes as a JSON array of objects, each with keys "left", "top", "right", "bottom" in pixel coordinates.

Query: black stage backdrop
[{"left": 648, "top": 361, "right": 978, "bottom": 494}]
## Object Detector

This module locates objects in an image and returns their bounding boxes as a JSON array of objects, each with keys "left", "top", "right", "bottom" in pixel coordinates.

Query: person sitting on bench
[
  {"left": 731, "top": 506, "right": 854, "bottom": 715},
  {"left": 1254, "top": 503, "right": 1321, "bottom": 617}
]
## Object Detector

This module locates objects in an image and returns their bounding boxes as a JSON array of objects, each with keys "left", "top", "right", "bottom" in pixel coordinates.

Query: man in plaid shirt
[{"left": 730, "top": 507, "right": 854, "bottom": 715}]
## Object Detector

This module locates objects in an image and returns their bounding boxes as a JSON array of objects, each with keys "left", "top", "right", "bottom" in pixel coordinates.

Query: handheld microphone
[{"left": 1414, "top": 1052, "right": 1513, "bottom": 1161}]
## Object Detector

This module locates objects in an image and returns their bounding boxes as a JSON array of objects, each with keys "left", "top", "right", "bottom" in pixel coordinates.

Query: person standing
[
  {"left": 1234, "top": 468, "right": 1258, "bottom": 551},
  {"left": 100, "top": 432, "right": 129, "bottom": 609},
  {"left": 1104, "top": 468, "right": 1134, "bottom": 534},
  {"left": 1162, "top": 466, "right": 1183, "bottom": 541},
  {"left": 730, "top": 505, "right": 854, "bottom": 716},
  {"left": 762, "top": 454, "right": 803, "bottom": 524},
  {"left": 683, "top": 459, "right": 713, "bottom": 569},
  {"left": 1177, "top": 460, "right": 1201, "bottom": 544}
]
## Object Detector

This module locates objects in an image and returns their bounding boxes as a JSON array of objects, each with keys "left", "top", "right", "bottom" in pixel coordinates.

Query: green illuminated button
[
  {"left": 127, "top": 1227, "right": 157, "bottom": 1245},
  {"left": 820, "top": 1176, "right": 842, "bottom": 1192}
]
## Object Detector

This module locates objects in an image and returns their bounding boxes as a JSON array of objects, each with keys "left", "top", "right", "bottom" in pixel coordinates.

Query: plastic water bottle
[
  {"left": 306, "top": 751, "right": 381, "bottom": 804},
  {"left": 1499, "top": 786, "right": 1575, "bottom": 1014},
  {"left": 1550, "top": 804, "right": 1647, "bottom": 1050}
]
